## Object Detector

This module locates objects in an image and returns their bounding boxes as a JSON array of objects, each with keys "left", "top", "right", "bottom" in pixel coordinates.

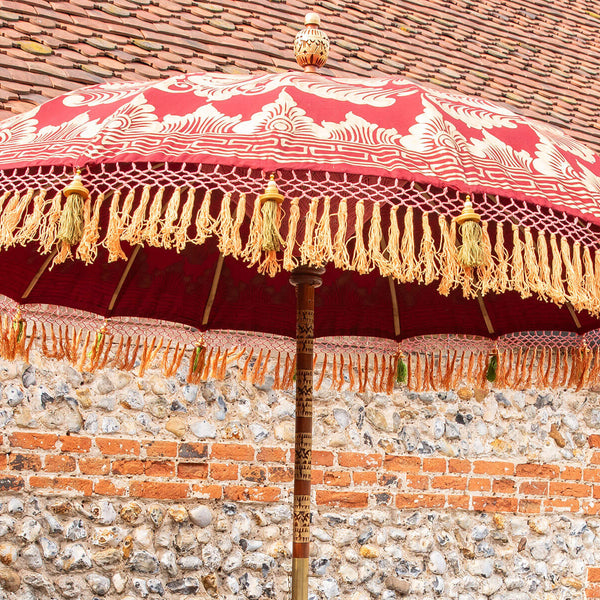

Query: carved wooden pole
[{"left": 290, "top": 265, "right": 324, "bottom": 600}]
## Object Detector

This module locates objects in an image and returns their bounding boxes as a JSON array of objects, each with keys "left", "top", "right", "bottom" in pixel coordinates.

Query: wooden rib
[
  {"left": 380, "top": 236, "right": 401, "bottom": 337},
  {"left": 202, "top": 254, "right": 224, "bottom": 326},
  {"left": 108, "top": 245, "right": 141, "bottom": 312},
  {"left": 109, "top": 190, "right": 172, "bottom": 314},
  {"left": 566, "top": 302, "right": 582, "bottom": 329},
  {"left": 477, "top": 293, "right": 494, "bottom": 335},
  {"left": 387, "top": 277, "right": 401, "bottom": 337},
  {"left": 21, "top": 249, "right": 58, "bottom": 300}
]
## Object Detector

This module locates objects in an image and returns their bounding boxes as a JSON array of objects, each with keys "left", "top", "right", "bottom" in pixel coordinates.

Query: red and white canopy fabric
[{"left": 1, "top": 71, "right": 600, "bottom": 225}]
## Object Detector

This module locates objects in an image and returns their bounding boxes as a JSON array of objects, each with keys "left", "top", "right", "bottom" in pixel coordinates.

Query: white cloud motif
[
  {"left": 427, "top": 90, "right": 521, "bottom": 131},
  {"left": 470, "top": 130, "right": 533, "bottom": 172},
  {"left": 180, "top": 72, "right": 412, "bottom": 107},
  {"left": 34, "top": 112, "right": 101, "bottom": 143},
  {"left": 98, "top": 94, "right": 161, "bottom": 140},
  {"left": 532, "top": 120, "right": 597, "bottom": 163},
  {"left": 533, "top": 139, "right": 580, "bottom": 181},
  {"left": 321, "top": 112, "right": 402, "bottom": 145},
  {"left": 63, "top": 81, "right": 152, "bottom": 107},
  {"left": 161, "top": 105, "right": 242, "bottom": 135},
  {"left": 400, "top": 99, "right": 471, "bottom": 159},
  {"left": 233, "top": 90, "right": 318, "bottom": 135},
  {"left": 0, "top": 108, "right": 40, "bottom": 145}
]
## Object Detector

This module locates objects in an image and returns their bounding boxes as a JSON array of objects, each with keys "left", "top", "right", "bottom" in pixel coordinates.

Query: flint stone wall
[{"left": 0, "top": 353, "right": 599, "bottom": 599}]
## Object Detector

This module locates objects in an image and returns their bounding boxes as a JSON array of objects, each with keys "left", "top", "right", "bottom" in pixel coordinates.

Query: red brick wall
[{"left": 4, "top": 431, "right": 600, "bottom": 514}]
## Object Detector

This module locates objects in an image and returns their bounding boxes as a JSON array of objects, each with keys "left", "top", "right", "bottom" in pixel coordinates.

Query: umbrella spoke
[
  {"left": 21, "top": 249, "right": 57, "bottom": 301},
  {"left": 202, "top": 253, "right": 225, "bottom": 327},
  {"left": 477, "top": 293, "right": 495, "bottom": 335},
  {"left": 108, "top": 244, "right": 141, "bottom": 313}
]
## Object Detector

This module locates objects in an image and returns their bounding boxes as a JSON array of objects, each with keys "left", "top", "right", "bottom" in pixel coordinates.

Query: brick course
[{"left": 2, "top": 435, "right": 600, "bottom": 514}]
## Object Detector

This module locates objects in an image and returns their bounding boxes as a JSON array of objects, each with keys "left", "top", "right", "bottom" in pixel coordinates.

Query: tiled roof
[{"left": 1, "top": 0, "right": 600, "bottom": 151}]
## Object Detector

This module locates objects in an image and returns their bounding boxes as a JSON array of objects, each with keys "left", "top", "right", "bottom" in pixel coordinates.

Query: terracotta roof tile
[
  {"left": 1, "top": 0, "right": 600, "bottom": 152},
  {"left": 63, "top": 67, "right": 104, "bottom": 85},
  {"left": 49, "top": 2, "right": 88, "bottom": 17}
]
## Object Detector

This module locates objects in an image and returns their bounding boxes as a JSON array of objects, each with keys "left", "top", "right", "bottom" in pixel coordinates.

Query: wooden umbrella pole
[{"left": 290, "top": 266, "right": 324, "bottom": 600}]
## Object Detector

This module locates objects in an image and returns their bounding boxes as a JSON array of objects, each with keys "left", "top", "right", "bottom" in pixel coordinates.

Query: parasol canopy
[{"left": 0, "top": 69, "right": 600, "bottom": 345}]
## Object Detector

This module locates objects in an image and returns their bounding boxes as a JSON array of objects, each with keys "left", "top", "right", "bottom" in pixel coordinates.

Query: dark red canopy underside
[{"left": 1, "top": 239, "right": 597, "bottom": 341}]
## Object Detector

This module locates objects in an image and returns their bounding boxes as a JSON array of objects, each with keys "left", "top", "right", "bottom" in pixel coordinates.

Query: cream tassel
[
  {"left": 583, "top": 247, "right": 598, "bottom": 315},
  {"left": 193, "top": 190, "right": 215, "bottom": 245},
  {"left": 567, "top": 241, "right": 586, "bottom": 311},
  {"left": 216, "top": 192, "right": 235, "bottom": 256},
  {"left": 314, "top": 196, "right": 334, "bottom": 267},
  {"left": 299, "top": 197, "right": 319, "bottom": 266},
  {"left": 0, "top": 190, "right": 20, "bottom": 247},
  {"left": 400, "top": 206, "right": 418, "bottom": 282},
  {"left": 0, "top": 189, "right": 34, "bottom": 249},
  {"left": 122, "top": 185, "right": 151, "bottom": 245},
  {"left": 104, "top": 188, "right": 135, "bottom": 262},
  {"left": 511, "top": 224, "right": 529, "bottom": 297},
  {"left": 561, "top": 237, "right": 584, "bottom": 310},
  {"left": 351, "top": 199, "right": 370, "bottom": 274},
  {"left": 549, "top": 234, "right": 566, "bottom": 305},
  {"left": 438, "top": 215, "right": 459, "bottom": 296},
  {"left": 283, "top": 197, "right": 300, "bottom": 271},
  {"left": 229, "top": 193, "right": 246, "bottom": 258},
  {"left": 477, "top": 220, "right": 495, "bottom": 295},
  {"left": 536, "top": 231, "right": 552, "bottom": 301},
  {"left": 386, "top": 205, "right": 402, "bottom": 279},
  {"left": 40, "top": 192, "right": 62, "bottom": 254},
  {"left": 523, "top": 227, "right": 541, "bottom": 296},
  {"left": 16, "top": 189, "right": 46, "bottom": 245},
  {"left": 333, "top": 198, "right": 350, "bottom": 270},
  {"left": 141, "top": 187, "right": 165, "bottom": 246},
  {"left": 161, "top": 187, "right": 182, "bottom": 249},
  {"left": 494, "top": 222, "right": 510, "bottom": 293},
  {"left": 368, "top": 202, "right": 387, "bottom": 274},
  {"left": 419, "top": 211, "right": 438, "bottom": 284},
  {"left": 0, "top": 190, "right": 10, "bottom": 217},
  {"left": 241, "top": 196, "right": 263, "bottom": 266},
  {"left": 77, "top": 192, "right": 104, "bottom": 264},
  {"left": 174, "top": 187, "right": 197, "bottom": 254}
]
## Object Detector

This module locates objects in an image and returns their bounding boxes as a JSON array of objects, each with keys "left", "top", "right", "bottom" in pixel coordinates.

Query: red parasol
[{"left": 0, "top": 13, "right": 599, "bottom": 599}]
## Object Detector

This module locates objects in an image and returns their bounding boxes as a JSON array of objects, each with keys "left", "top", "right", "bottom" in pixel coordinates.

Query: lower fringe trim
[{"left": 1, "top": 319, "right": 597, "bottom": 392}]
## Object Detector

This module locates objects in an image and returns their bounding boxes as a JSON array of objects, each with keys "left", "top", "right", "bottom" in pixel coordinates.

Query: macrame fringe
[
  {"left": 1, "top": 317, "right": 596, "bottom": 393},
  {"left": 3, "top": 182, "right": 600, "bottom": 316}
]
